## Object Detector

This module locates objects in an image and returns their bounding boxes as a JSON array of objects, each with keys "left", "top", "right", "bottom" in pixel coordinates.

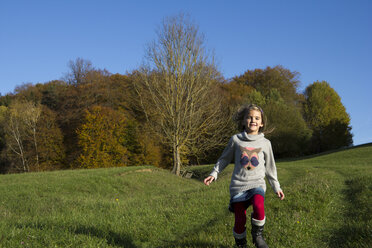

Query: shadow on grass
[
  {"left": 15, "top": 213, "right": 232, "bottom": 247},
  {"left": 73, "top": 225, "right": 136, "bottom": 248},
  {"left": 159, "top": 240, "right": 230, "bottom": 248},
  {"left": 157, "top": 210, "right": 232, "bottom": 248},
  {"left": 327, "top": 176, "right": 372, "bottom": 247},
  {"left": 14, "top": 222, "right": 136, "bottom": 248}
]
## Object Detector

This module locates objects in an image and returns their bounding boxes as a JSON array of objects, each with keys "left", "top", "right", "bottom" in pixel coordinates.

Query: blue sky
[{"left": 1, "top": 0, "right": 371, "bottom": 146}]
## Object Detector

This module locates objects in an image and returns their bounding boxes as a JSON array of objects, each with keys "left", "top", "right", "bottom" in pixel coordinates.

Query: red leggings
[{"left": 233, "top": 194, "right": 265, "bottom": 234}]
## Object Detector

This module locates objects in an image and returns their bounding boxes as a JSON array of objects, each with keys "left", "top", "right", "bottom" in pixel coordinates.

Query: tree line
[{"left": 0, "top": 14, "right": 352, "bottom": 175}]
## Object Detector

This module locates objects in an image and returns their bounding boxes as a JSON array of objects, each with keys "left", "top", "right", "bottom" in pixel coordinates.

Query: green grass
[{"left": 0, "top": 144, "right": 371, "bottom": 247}]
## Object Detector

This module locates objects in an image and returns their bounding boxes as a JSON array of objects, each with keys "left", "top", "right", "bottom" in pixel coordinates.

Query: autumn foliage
[
  {"left": 0, "top": 61, "right": 353, "bottom": 173},
  {"left": 0, "top": 16, "right": 353, "bottom": 173},
  {"left": 77, "top": 106, "right": 130, "bottom": 168}
]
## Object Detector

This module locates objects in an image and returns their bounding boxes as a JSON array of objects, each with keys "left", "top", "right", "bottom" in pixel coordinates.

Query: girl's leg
[
  {"left": 251, "top": 194, "right": 265, "bottom": 221},
  {"left": 233, "top": 201, "right": 247, "bottom": 235},
  {"left": 250, "top": 194, "right": 268, "bottom": 247},
  {"left": 233, "top": 202, "right": 248, "bottom": 247}
]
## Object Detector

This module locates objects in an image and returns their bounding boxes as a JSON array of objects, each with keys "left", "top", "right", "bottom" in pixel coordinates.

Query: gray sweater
[{"left": 209, "top": 132, "right": 281, "bottom": 197}]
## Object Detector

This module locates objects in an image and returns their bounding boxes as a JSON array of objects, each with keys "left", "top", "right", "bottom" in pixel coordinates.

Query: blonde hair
[{"left": 234, "top": 104, "right": 268, "bottom": 133}]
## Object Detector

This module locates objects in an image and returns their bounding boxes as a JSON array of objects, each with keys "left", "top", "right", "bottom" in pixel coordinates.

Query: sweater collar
[{"left": 237, "top": 131, "right": 264, "bottom": 141}]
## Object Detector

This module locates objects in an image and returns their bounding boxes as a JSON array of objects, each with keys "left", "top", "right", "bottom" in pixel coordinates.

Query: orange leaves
[{"left": 77, "top": 106, "right": 129, "bottom": 168}]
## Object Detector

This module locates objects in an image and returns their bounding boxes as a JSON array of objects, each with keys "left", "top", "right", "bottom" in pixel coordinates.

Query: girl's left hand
[{"left": 276, "top": 190, "right": 285, "bottom": 200}]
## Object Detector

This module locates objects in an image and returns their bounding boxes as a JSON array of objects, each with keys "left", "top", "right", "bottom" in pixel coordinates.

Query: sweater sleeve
[
  {"left": 209, "top": 136, "right": 235, "bottom": 180},
  {"left": 264, "top": 140, "right": 282, "bottom": 193}
]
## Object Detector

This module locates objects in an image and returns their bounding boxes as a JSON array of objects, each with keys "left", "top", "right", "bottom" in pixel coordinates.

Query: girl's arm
[
  {"left": 264, "top": 141, "right": 282, "bottom": 194},
  {"left": 205, "top": 136, "right": 235, "bottom": 183}
]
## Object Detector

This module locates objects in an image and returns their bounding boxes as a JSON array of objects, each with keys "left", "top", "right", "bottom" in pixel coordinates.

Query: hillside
[{"left": 0, "top": 144, "right": 371, "bottom": 247}]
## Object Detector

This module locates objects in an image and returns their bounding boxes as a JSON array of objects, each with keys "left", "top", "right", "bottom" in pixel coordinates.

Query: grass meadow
[{"left": 0, "top": 144, "right": 371, "bottom": 247}]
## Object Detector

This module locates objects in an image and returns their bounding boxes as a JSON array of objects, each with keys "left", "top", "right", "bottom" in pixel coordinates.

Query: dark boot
[
  {"left": 251, "top": 222, "right": 268, "bottom": 248},
  {"left": 233, "top": 228, "right": 247, "bottom": 248},
  {"left": 234, "top": 237, "right": 247, "bottom": 248}
]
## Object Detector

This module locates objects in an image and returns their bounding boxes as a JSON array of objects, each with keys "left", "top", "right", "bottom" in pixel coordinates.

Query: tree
[
  {"left": 218, "top": 81, "right": 255, "bottom": 113},
  {"left": 64, "top": 57, "right": 94, "bottom": 85},
  {"left": 2, "top": 100, "right": 40, "bottom": 172},
  {"left": 303, "top": 81, "right": 353, "bottom": 152},
  {"left": 36, "top": 106, "right": 65, "bottom": 170},
  {"left": 0, "top": 106, "right": 7, "bottom": 150},
  {"left": 133, "top": 14, "right": 227, "bottom": 175},
  {"left": 232, "top": 65, "right": 302, "bottom": 105},
  {"left": 23, "top": 100, "right": 41, "bottom": 169},
  {"left": 1, "top": 99, "right": 65, "bottom": 173},
  {"left": 0, "top": 106, "right": 9, "bottom": 172},
  {"left": 43, "top": 67, "right": 137, "bottom": 168},
  {"left": 40, "top": 80, "right": 68, "bottom": 111},
  {"left": 263, "top": 90, "right": 312, "bottom": 157},
  {"left": 77, "top": 106, "right": 130, "bottom": 168},
  {"left": 14, "top": 83, "right": 43, "bottom": 103}
]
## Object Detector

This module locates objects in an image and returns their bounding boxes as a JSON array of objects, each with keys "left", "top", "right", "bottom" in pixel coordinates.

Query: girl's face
[{"left": 242, "top": 109, "right": 264, "bottom": 135}]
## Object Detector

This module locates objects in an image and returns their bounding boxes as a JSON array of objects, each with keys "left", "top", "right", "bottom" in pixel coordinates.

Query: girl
[{"left": 204, "top": 104, "right": 284, "bottom": 248}]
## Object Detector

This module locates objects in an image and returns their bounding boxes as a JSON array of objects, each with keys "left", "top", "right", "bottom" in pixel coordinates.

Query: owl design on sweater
[{"left": 240, "top": 146, "right": 262, "bottom": 170}]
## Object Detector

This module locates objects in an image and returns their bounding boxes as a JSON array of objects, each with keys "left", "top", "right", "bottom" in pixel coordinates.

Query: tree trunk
[
  {"left": 171, "top": 144, "right": 181, "bottom": 176},
  {"left": 32, "top": 127, "right": 40, "bottom": 171},
  {"left": 10, "top": 124, "right": 29, "bottom": 172}
]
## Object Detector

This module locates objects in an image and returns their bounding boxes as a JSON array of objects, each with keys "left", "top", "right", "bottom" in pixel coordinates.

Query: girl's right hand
[{"left": 203, "top": 176, "right": 215, "bottom": 186}]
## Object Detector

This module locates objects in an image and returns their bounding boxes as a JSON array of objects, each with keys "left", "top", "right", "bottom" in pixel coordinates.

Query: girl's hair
[{"left": 234, "top": 104, "right": 268, "bottom": 133}]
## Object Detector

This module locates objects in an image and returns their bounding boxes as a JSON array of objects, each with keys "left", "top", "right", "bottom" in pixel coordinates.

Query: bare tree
[
  {"left": 133, "top": 14, "right": 227, "bottom": 175},
  {"left": 23, "top": 101, "right": 41, "bottom": 170},
  {"left": 4, "top": 101, "right": 29, "bottom": 172},
  {"left": 3, "top": 100, "right": 41, "bottom": 172},
  {"left": 64, "top": 57, "right": 93, "bottom": 85}
]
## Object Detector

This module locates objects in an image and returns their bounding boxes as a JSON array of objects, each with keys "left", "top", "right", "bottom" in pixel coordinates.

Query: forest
[{"left": 0, "top": 15, "right": 353, "bottom": 175}]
